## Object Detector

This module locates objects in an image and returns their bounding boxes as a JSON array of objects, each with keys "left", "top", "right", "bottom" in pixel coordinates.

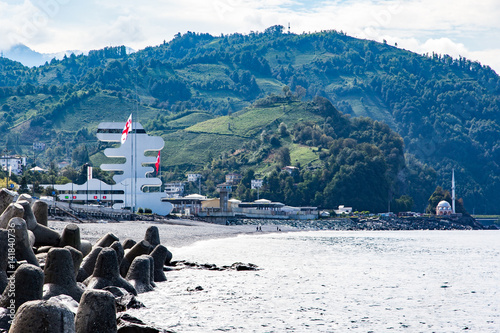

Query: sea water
[{"left": 129, "top": 230, "right": 500, "bottom": 332}]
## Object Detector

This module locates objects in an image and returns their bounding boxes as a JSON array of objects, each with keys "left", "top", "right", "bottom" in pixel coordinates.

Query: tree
[{"left": 276, "top": 147, "right": 291, "bottom": 168}]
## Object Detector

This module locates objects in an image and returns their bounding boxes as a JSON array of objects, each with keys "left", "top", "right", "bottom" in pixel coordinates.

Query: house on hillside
[{"left": 225, "top": 173, "right": 242, "bottom": 184}]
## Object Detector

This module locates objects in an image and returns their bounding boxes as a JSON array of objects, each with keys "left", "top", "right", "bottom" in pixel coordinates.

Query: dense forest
[{"left": 0, "top": 26, "right": 499, "bottom": 213}]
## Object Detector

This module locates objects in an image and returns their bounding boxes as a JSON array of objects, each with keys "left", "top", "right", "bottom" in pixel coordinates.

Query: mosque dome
[{"left": 436, "top": 200, "right": 452, "bottom": 215}]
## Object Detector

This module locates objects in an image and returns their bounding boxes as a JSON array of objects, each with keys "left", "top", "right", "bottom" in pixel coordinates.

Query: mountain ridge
[{"left": 0, "top": 26, "right": 499, "bottom": 213}]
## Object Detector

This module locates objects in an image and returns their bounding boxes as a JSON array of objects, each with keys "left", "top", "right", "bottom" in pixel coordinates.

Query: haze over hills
[
  {"left": 0, "top": 26, "right": 499, "bottom": 213},
  {"left": 1, "top": 44, "right": 85, "bottom": 68}
]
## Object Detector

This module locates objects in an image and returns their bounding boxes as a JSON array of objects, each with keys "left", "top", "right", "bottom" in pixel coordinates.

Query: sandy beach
[{"left": 48, "top": 219, "right": 296, "bottom": 249}]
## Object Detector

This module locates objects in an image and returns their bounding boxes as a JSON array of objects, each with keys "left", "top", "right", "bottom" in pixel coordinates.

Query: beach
[{"left": 48, "top": 219, "right": 295, "bottom": 248}]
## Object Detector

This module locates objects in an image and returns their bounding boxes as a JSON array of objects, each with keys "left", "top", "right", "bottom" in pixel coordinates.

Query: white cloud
[{"left": 0, "top": 0, "right": 499, "bottom": 73}]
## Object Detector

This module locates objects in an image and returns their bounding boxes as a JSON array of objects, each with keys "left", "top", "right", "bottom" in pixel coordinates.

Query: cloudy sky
[{"left": 1, "top": 0, "right": 499, "bottom": 73}]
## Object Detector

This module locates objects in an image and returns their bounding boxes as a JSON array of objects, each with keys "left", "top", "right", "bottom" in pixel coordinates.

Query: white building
[
  {"left": 1, "top": 155, "right": 27, "bottom": 175},
  {"left": 164, "top": 182, "right": 185, "bottom": 198},
  {"left": 334, "top": 205, "right": 353, "bottom": 215},
  {"left": 187, "top": 173, "right": 202, "bottom": 182},
  {"left": 49, "top": 121, "right": 173, "bottom": 215}
]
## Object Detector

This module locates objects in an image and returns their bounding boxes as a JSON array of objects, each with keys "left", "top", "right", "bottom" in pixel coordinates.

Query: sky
[{"left": 0, "top": 0, "right": 499, "bottom": 73}]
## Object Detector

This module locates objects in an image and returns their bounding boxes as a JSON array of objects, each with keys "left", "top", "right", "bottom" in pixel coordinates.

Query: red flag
[
  {"left": 121, "top": 114, "right": 132, "bottom": 144},
  {"left": 155, "top": 150, "right": 160, "bottom": 174}
]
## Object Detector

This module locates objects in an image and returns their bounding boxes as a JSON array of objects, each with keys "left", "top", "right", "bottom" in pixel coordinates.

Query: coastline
[{"left": 48, "top": 219, "right": 297, "bottom": 249}]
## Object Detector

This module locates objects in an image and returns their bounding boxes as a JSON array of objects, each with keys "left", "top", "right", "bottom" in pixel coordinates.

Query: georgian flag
[
  {"left": 121, "top": 114, "right": 132, "bottom": 144},
  {"left": 155, "top": 150, "right": 160, "bottom": 174}
]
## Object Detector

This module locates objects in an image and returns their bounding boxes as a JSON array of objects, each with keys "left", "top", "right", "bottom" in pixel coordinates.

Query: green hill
[{"left": 1, "top": 26, "right": 499, "bottom": 213}]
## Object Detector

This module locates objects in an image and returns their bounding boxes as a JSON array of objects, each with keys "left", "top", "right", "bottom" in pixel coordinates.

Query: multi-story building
[{"left": 1, "top": 155, "right": 27, "bottom": 175}]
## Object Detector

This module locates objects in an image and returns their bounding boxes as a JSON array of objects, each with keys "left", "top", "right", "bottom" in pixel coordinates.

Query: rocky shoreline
[{"left": 235, "top": 214, "right": 495, "bottom": 231}]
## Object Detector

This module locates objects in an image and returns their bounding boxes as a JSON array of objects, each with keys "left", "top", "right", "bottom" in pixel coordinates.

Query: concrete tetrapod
[
  {"left": 79, "top": 240, "right": 92, "bottom": 257},
  {"left": 64, "top": 246, "right": 83, "bottom": 278},
  {"left": 0, "top": 264, "right": 44, "bottom": 312},
  {"left": 144, "top": 226, "right": 161, "bottom": 248},
  {"left": 120, "top": 240, "right": 151, "bottom": 277},
  {"left": 43, "top": 248, "right": 84, "bottom": 302},
  {"left": 6, "top": 217, "right": 39, "bottom": 266},
  {"left": 110, "top": 240, "right": 125, "bottom": 266},
  {"left": 15, "top": 200, "right": 37, "bottom": 231},
  {"left": 0, "top": 188, "right": 16, "bottom": 215},
  {"left": 125, "top": 256, "right": 154, "bottom": 294},
  {"left": 59, "top": 223, "right": 81, "bottom": 250},
  {"left": 122, "top": 238, "right": 136, "bottom": 250},
  {"left": 31, "top": 221, "right": 61, "bottom": 248},
  {"left": 75, "top": 289, "right": 117, "bottom": 333},
  {"left": 76, "top": 246, "right": 103, "bottom": 283},
  {"left": 143, "top": 255, "right": 157, "bottom": 288},
  {"left": 31, "top": 200, "right": 49, "bottom": 226},
  {"left": 8, "top": 299, "right": 76, "bottom": 333},
  {"left": 0, "top": 203, "right": 24, "bottom": 229},
  {"left": 85, "top": 248, "right": 137, "bottom": 296},
  {"left": 0, "top": 230, "right": 8, "bottom": 294},
  {"left": 93, "top": 232, "right": 120, "bottom": 249},
  {"left": 150, "top": 244, "right": 168, "bottom": 282}
]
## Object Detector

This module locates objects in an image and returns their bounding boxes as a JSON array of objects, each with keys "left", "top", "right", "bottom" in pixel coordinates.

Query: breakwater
[
  {"left": 234, "top": 214, "right": 491, "bottom": 230},
  {"left": 0, "top": 188, "right": 172, "bottom": 333}
]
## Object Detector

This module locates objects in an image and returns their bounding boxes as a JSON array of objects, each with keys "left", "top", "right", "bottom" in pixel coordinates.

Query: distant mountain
[
  {"left": 0, "top": 26, "right": 499, "bottom": 213},
  {"left": 1, "top": 44, "right": 84, "bottom": 67}
]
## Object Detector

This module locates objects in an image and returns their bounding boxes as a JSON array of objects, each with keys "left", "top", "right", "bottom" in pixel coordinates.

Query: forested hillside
[{"left": 0, "top": 26, "right": 499, "bottom": 213}]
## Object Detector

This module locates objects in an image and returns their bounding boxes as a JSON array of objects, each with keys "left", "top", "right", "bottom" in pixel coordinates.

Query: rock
[
  {"left": 42, "top": 248, "right": 84, "bottom": 302},
  {"left": 0, "top": 264, "right": 44, "bottom": 311},
  {"left": 31, "top": 200, "right": 48, "bottom": 226},
  {"left": 76, "top": 246, "right": 102, "bottom": 282},
  {"left": 6, "top": 217, "right": 39, "bottom": 266},
  {"left": 75, "top": 289, "right": 117, "bottom": 333},
  {"left": 102, "top": 286, "right": 145, "bottom": 312},
  {"left": 0, "top": 203, "right": 24, "bottom": 229},
  {"left": 93, "top": 232, "right": 120, "bottom": 248},
  {"left": 8, "top": 299, "right": 75, "bottom": 333},
  {"left": 117, "top": 313, "right": 172, "bottom": 333},
  {"left": 85, "top": 248, "right": 137, "bottom": 296},
  {"left": 125, "top": 256, "right": 154, "bottom": 294},
  {"left": 122, "top": 238, "right": 136, "bottom": 250},
  {"left": 120, "top": 240, "right": 151, "bottom": 277},
  {"left": 144, "top": 226, "right": 160, "bottom": 248},
  {"left": 110, "top": 241, "right": 125, "bottom": 265},
  {"left": 0, "top": 189, "right": 16, "bottom": 216},
  {"left": 15, "top": 200, "right": 37, "bottom": 231},
  {"left": 149, "top": 245, "right": 168, "bottom": 282},
  {"left": 59, "top": 223, "right": 81, "bottom": 250}
]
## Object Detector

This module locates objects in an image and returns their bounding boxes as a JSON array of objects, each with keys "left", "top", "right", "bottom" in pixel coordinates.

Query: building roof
[{"left": 437, "top": 200, "right": 451, "bottom": 208}]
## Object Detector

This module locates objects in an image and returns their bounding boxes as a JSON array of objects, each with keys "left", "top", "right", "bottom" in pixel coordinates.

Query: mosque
[{"left": 436, "top": 169, "right": 456, "bottom": 216}]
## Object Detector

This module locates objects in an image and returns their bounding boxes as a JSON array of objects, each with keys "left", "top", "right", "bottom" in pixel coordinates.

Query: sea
[{"left": 129, "top": 230, "right": 500, "bottom": 332}]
